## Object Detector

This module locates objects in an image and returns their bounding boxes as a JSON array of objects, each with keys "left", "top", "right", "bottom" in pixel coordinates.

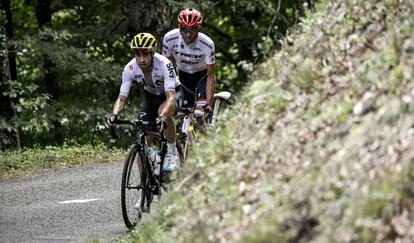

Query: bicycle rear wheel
[
  {"left": 121, "top": 144, "right": 145, "bottom": 229},
  {"left": 183, "top": 129, "right": 196, "bottom": 161}
]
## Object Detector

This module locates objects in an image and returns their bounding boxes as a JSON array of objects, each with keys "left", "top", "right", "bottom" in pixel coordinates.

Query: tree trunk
[
  {"left": 0, "top": 0, "right": 21, "bottom": 151},
  {"left": 36, "top": 0, "right": 65, "bottom": 146},
  {"left": 126, "top": 0, "right": 172, "bottom": 44},
  {"left": 36, "top": 0, "right": 60, "bottom": 100}
]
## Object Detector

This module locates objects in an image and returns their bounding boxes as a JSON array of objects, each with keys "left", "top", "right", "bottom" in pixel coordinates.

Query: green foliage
[
  {"left": 0, "top": 144, "right": 125, "bottom": 180},
  {"left": 166, "top": 0, "right": 315, "bottom": 93},
  {"left": 4, "top": 0, "right": 315, "bottom": 149},
  {"left": 0, "top": 10, "right": 6, "bottom": 58}
]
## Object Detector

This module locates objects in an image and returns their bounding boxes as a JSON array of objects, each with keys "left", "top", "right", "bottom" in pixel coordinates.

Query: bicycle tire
[
  {"left": 121, "top": 144, "right": 145, "bottom": 229},
  {"left": 141, "top": 162, "right": 151, "bottom": 213},
  {"left": 176, "top": 133, "right": 186, "bottom": 164},
  {"left": 183, "top": 129, "right": 196, "bottom": 161}
]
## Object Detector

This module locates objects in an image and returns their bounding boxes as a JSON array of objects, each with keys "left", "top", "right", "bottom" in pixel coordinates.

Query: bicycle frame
[
  {"left": 112, "top": 119, "right": 166, "bottom": 182},
  {"left": 138, "top": 129, "right": 167, "bottom": 197},
  {"left": 177, "top": 108, "right": 205, "bottom": 161},
  {"left": 111, "top": 119, "right": 167, "bottom": 228},
  {"left": 177, "top": 90, "right": 231, "bottom": 161},
  {"left": 175, "top": 76, "right": 232, "bottom": 161}
]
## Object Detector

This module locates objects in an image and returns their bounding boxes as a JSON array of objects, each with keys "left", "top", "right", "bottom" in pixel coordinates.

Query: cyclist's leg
[
  {"left": 178, "top": 69, "right": 201, "bottom": 109},
  {"left": 139, "top": 90, "right": 163, "bottom": 145},
  {"left": 194, "top": 73, "right": 213, "bottom": 129},
  {"left": 158, "top": 95, "right": 176, "bottom": 144},
  {"left": 195, "top": 74, "right": 208, "bottom": 110}
]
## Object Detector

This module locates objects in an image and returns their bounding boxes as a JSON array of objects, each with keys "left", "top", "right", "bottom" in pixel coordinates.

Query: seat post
[{"left": 211, "top": 99, "right": 221, "bottom": 126}]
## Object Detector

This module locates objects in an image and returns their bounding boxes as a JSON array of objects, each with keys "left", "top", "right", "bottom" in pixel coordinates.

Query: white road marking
[{"left": 58, "top": 198, "right": 102, "bottom": 204}]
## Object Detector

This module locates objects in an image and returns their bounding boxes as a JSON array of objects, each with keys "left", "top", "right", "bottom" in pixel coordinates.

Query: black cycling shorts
[
  {"left": 178, "top": 69, "right": 207, "bottom": 108},
  {"left": 138, "top": 86, "right": 183, "bottom": 122}
]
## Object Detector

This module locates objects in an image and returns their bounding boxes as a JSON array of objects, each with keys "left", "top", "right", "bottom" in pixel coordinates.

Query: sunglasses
[{"left": 180, "top": 27, "right": 198, "bottom": 34}]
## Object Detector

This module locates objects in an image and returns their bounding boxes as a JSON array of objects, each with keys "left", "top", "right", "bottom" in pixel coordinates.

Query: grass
[{"left": 0, "top": 144, "right": 125, "bottom": 180}]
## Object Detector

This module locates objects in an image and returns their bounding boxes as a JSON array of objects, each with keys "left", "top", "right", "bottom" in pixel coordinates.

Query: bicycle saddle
[{"left": 214, "top": 91, "right": 231, "bottom": 100}]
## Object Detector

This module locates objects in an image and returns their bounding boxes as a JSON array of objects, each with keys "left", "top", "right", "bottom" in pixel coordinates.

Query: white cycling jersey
[
  {"left": 162, "top": 28, "right": 215, "bottom": 74},
  {"left": 119, "top": 53, "right": 179, "bottom": 97}
]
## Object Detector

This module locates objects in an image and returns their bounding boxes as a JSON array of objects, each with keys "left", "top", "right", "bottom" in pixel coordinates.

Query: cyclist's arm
[
  {"left": 159, "top": 57, "right": 178, "bottom": 118},
  {"left": 113, "top": 62, "right": 134, "bottom": 115},
  {"left": 162, "top": 37, "right": 178, "bottom": 72},
  {"left": 206, "top": 64, "right": 216, "bottom": 106},
  {"left": 112, "top": 95, "right": 127, "bottom": 115},
  {"left": 159, "top": 90, "right": 176, "bottom": 118}
]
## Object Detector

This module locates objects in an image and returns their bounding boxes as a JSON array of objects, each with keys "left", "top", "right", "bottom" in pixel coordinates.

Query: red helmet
[{"left": 178, "top": 8, "right": 203, "bottom": 28}]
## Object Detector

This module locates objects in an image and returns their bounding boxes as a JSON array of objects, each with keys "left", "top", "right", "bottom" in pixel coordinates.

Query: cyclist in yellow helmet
[{"left": 107, "top": 33, "right": 183, "bottom": 173}]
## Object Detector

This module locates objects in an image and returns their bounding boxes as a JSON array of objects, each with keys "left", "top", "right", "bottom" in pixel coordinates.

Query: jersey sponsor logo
[
  {"left": 181, "top": 60, "right": 199, "bottom": 65},
  {"left": 200, "top": 40, "right": 213, "bottom": 49},
  {"left": 165, "top": 36, "right": 179, "bottom": 43},
  {"left": 175, "top": 51, "right": 202, "bottom": 59},
  {"left": 166, "top": 63, "right": 175, "bottom": 78}
]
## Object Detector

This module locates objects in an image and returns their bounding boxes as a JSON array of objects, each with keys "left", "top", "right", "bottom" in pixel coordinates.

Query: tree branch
[
  {"left": 217, "top": 47, "right": 237, "bottom": 64},
  {"left": 109, "top": 16, "right": 128, "bottom": 36},
  {"left": 50, "top": 0, "right": 77, "bottom": 13},
  {"left": 203, "top": 22, "right": 231, "bottom": 40}
]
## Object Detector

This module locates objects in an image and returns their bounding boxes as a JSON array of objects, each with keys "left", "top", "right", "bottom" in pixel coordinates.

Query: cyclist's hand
[
  {"left": 156, "top": 115, "right": 167, "bottom": 132},
  {"left": 106, "top": 114, "right": 118, "bottom": 126}
]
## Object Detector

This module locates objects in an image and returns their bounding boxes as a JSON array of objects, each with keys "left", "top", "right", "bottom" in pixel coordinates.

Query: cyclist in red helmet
[{"left": 162, "top": 8, "right": 216, "bottom": 112}]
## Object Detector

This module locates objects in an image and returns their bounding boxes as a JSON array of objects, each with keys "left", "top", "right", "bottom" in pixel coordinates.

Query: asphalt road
[{"left": 0, "top": 160, "right": 134, "bottom": 243}]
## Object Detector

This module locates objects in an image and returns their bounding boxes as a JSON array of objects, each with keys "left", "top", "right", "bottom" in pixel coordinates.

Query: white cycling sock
[{"left": 167, "top": 142, "right": 176, "bottom": 154}]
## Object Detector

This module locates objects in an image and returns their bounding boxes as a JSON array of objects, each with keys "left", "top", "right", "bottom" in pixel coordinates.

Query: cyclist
[
  {"left": 107, "top": 33, "right": 182, "bottom": 173},
  {"left": 162, "top": 8, "right": 216, "bottom": 112}
]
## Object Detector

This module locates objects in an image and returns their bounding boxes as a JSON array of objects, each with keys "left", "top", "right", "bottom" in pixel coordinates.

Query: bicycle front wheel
[
  {"left": 176, "top": 132, "right": 186, "bottom": 164},
  {"left": 121, "top": 144, "right": 145, "bottom": 229}
]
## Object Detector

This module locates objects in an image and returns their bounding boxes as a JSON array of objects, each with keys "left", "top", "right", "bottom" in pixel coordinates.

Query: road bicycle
[
  {"left": 176, "top": 90, "right": 232, "bottom": 161},
  {"left": 110, "top": 118, "right": 169, "bottom": 229}
]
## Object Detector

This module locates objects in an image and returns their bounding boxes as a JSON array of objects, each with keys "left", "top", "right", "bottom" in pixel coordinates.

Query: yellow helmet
[{"left": 130, "top": 33, "right": 157, "bottom": 52}]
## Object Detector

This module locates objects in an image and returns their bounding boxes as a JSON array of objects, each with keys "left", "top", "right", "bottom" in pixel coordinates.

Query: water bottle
[
  {"left": 182, "top": 116, "right": 190, "bottom": 134},
  {"left": 147, "top": 147, "right": 156, "bottom": 170},
  {"left": 154, "top": 154, "right": 161, "bottom": 176},
  {"left": 147, "top": 147, "right": 156, "bottom": 161}
]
